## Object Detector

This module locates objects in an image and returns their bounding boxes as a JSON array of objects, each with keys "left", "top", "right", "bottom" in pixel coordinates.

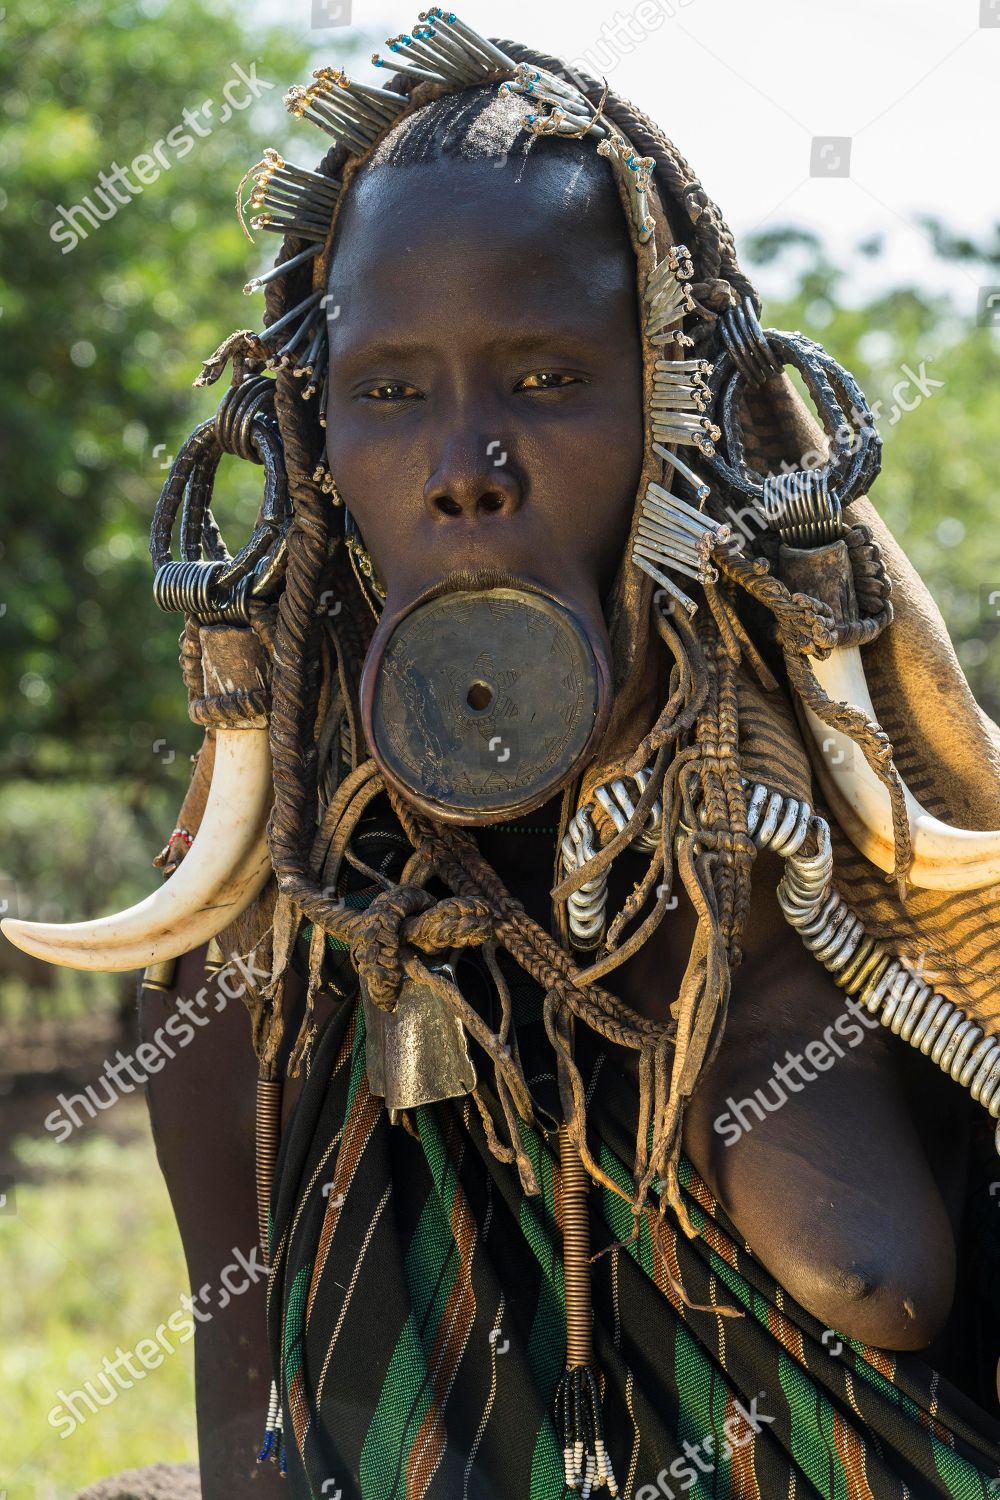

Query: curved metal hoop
[
  {"left": 705, "top": 327, "right": 883, "bottom": 541},
  {"left": 150, "top": 375, "right": 292, "bottom": 623},
  {"left": 717, "top": 297, "right": 781, "bottom": 388}
]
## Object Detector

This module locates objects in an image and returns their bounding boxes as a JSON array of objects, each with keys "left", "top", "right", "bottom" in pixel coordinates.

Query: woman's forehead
[{"left": 329, "top": 151, "right": 633, "bottom": 282}]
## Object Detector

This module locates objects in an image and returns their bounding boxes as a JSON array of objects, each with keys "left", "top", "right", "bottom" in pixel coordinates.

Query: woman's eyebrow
[{"left": 332, "top": 327, "right": 601, "bottom": 367}]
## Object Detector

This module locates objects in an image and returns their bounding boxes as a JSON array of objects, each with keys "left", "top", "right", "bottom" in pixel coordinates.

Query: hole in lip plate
[{"left": 465, "top": 680, "right": 495, "bottom": 714}]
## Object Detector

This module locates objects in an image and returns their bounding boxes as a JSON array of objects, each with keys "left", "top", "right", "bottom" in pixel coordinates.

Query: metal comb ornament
[
  {"left": 631, "top": 483, "right": 732, "bottom": 617},
  {"left": 623, "top": 244, "right": 733, "bottom": 612},
  {"left": 241, "top": 148, "right": 343, "bottom": 242},
  {"left": 285, "top": 69, "right": 406, "bottom": 154}
]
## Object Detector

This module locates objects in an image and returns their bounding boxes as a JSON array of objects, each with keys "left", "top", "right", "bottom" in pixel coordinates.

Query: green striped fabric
[{"left": 264, "top": 959, "right": 1000, "bottom": 1499}]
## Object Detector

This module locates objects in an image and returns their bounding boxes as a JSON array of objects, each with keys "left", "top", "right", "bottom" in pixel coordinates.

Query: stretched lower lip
[{"left": 360, "top": 581, "right": 612, "bottom": 825}]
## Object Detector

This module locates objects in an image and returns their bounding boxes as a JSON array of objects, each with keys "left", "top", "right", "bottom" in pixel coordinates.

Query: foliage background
[{"left": 0, "top": 1, "right": 997, "bottom": 1495}]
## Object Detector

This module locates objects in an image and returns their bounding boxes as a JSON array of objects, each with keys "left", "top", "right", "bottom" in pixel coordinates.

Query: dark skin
[
  {"left": 142, "top": 149, "right": 978, "bottom": 1497},
  {"left": 324, "top": 153, "right": 961, "bottom": 1347}
]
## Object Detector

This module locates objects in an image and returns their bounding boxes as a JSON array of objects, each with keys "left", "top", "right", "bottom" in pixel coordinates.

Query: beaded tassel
[
  {"left": 632, "top": 482, "right": 732, "bottom": 615},
  {"left": 256, "top": 1365, "right": 287, "bottom": 1474},
  {"left": 257, "top": 1378, "right": 281, "bottom": 1463}
]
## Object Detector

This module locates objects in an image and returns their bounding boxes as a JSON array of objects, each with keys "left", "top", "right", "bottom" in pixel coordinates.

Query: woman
[{"left": 10, "top": 13, "right": 1000, "bottom": 1498}]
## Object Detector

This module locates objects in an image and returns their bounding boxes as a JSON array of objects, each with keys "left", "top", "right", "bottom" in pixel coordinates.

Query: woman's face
[{"left": 323, "top": 148, "right": 645, "bottom": 622}]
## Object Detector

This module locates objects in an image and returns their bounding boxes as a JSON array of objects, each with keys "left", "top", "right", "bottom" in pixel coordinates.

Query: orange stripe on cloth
[
  {"left": 306, "top": 1070, "right": 382, "bottom": 1324},
  {"left": 406, "top": 1116, "right": 479, "bottom": 1500},
  {"left": 833, "top": 1406, "right": 877, "bottom": 1500}
]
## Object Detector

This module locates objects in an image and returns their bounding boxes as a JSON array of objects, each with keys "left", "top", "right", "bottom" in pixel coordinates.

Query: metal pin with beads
[
  {"left": 308, "top": 72, "right": 400, "bottom": 143},
  {"left": 251, "top": 210, "right": 329, "bottom": 242},
  {"left": 425, "top": 10, "right": 520, "bottom": 75},
  {"left": 632, "top": 482, "right": 730, "bottom": 615},
  {"left": 413, "top": 19, "right": 482, "bottom": 80},
  {"left": 501, "top": 63, "right": 606, "bottom": 139},
  {"left": 312, "top": 68, "right": 404, "bottom": 124},
  {"left": 652, "top": 443, "right": 712, "bottom": 502},
  {"left": 645, "top": 278, "right": 696, "bottom": 341},
  {"left": 598, "top": 133, "right": 657, "bottom": 242},
  {"left": 243, "top": 242, "right": 322, "bottom": 295}
]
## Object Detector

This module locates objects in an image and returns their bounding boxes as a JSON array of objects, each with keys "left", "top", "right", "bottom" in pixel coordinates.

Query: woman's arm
[{"left": 139, "top": 943, "right": 316, "bottom": 1499}]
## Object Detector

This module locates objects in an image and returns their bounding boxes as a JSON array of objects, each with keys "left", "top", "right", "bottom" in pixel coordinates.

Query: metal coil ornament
[
  {"left": 150, "top": 375, "right": 292, "bottom": 624},
  {"left": 562, "top": 808, "right": 607, "bottom": 950},
  {"left": 254, "top": 1075, "right": 283, "bottom": 1267},
  {"left": 745, "top": 780, "right": 1000, "bottom": 1147},
  {"left": 759, "top": 467, "right": 841, "bottom": 548},
  {"left": 152, "top": 559, "right": 254, "bottom": 623},
  {"left": 704, "top": 328, "right": 882, "bottom": 547},
  {"left": 561, "top": 770, "right": 663, "bottom": 949},
  {"left": 717, "top": 297, "right": 781, "bottom": 388}
]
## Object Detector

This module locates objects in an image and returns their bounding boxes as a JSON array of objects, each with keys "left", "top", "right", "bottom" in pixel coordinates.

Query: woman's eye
[
  {"left": 515, "top": 371, "right": 582, "bottom": 392},
  {"left": 358, "top": 382, "right": 422, "bottom": 401}
]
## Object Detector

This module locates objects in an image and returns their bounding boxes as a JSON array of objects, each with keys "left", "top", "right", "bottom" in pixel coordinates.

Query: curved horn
[
  {"left": 0, "top": 728, "right": 273, "bottom": 971},
  {"left": 802, "top": 644, "right": 1000, "bottom": 892}
]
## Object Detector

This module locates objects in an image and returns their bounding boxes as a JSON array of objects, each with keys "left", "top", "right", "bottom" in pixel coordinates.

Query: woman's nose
[{"left": 423, "top": 436, "right": 523, "bottom": 520}]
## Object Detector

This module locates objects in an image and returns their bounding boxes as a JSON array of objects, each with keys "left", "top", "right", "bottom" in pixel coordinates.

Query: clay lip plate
[{"left": 366, "top": 586, "right": 608, "bottom": 823}]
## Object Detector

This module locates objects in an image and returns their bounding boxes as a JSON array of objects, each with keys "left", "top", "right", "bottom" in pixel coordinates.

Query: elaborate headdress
[{"left": 7, "top": 12, "right": 1000, "bottom": 1492}]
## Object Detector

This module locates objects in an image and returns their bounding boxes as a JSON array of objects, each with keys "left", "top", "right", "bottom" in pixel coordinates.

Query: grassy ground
[
  {"left": 0, "top": 1096, "right": 197, "bottom": 1499},
  {"left": 0, "top": 778, "right": 201, "bottom": 1497}
]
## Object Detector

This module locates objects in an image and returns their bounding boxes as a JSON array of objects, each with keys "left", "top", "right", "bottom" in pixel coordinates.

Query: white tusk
[
  {"left": 0, "top": 728, "right": 274, "bottom": 971},
  {"left": 800, "top": 644, "right": 1000, "bottom": 891}
]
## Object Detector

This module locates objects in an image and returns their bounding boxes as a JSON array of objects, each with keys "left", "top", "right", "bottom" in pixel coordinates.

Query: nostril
[
  {"left": 434, "top": 496, "right": 463, "bottom": 517},
  {"left": 479, "top": 493, "right": 505, "bottom": 514}
]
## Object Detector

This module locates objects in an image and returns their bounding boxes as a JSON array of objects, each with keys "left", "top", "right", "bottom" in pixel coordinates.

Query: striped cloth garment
[{"left": 264, "top": 953, "right": 1000, "bottom": 1500}]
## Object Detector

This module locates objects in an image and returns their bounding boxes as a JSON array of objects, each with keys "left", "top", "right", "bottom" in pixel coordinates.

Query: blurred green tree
[
  {"left": 743, "top": 223, "right": 1000, "bottom": 722},
  {"left": 0, "top": 0, "right": 338, "bottom": 782},
  {"left": 0, "top": 0, "right": 366, "bottom": 993}
]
